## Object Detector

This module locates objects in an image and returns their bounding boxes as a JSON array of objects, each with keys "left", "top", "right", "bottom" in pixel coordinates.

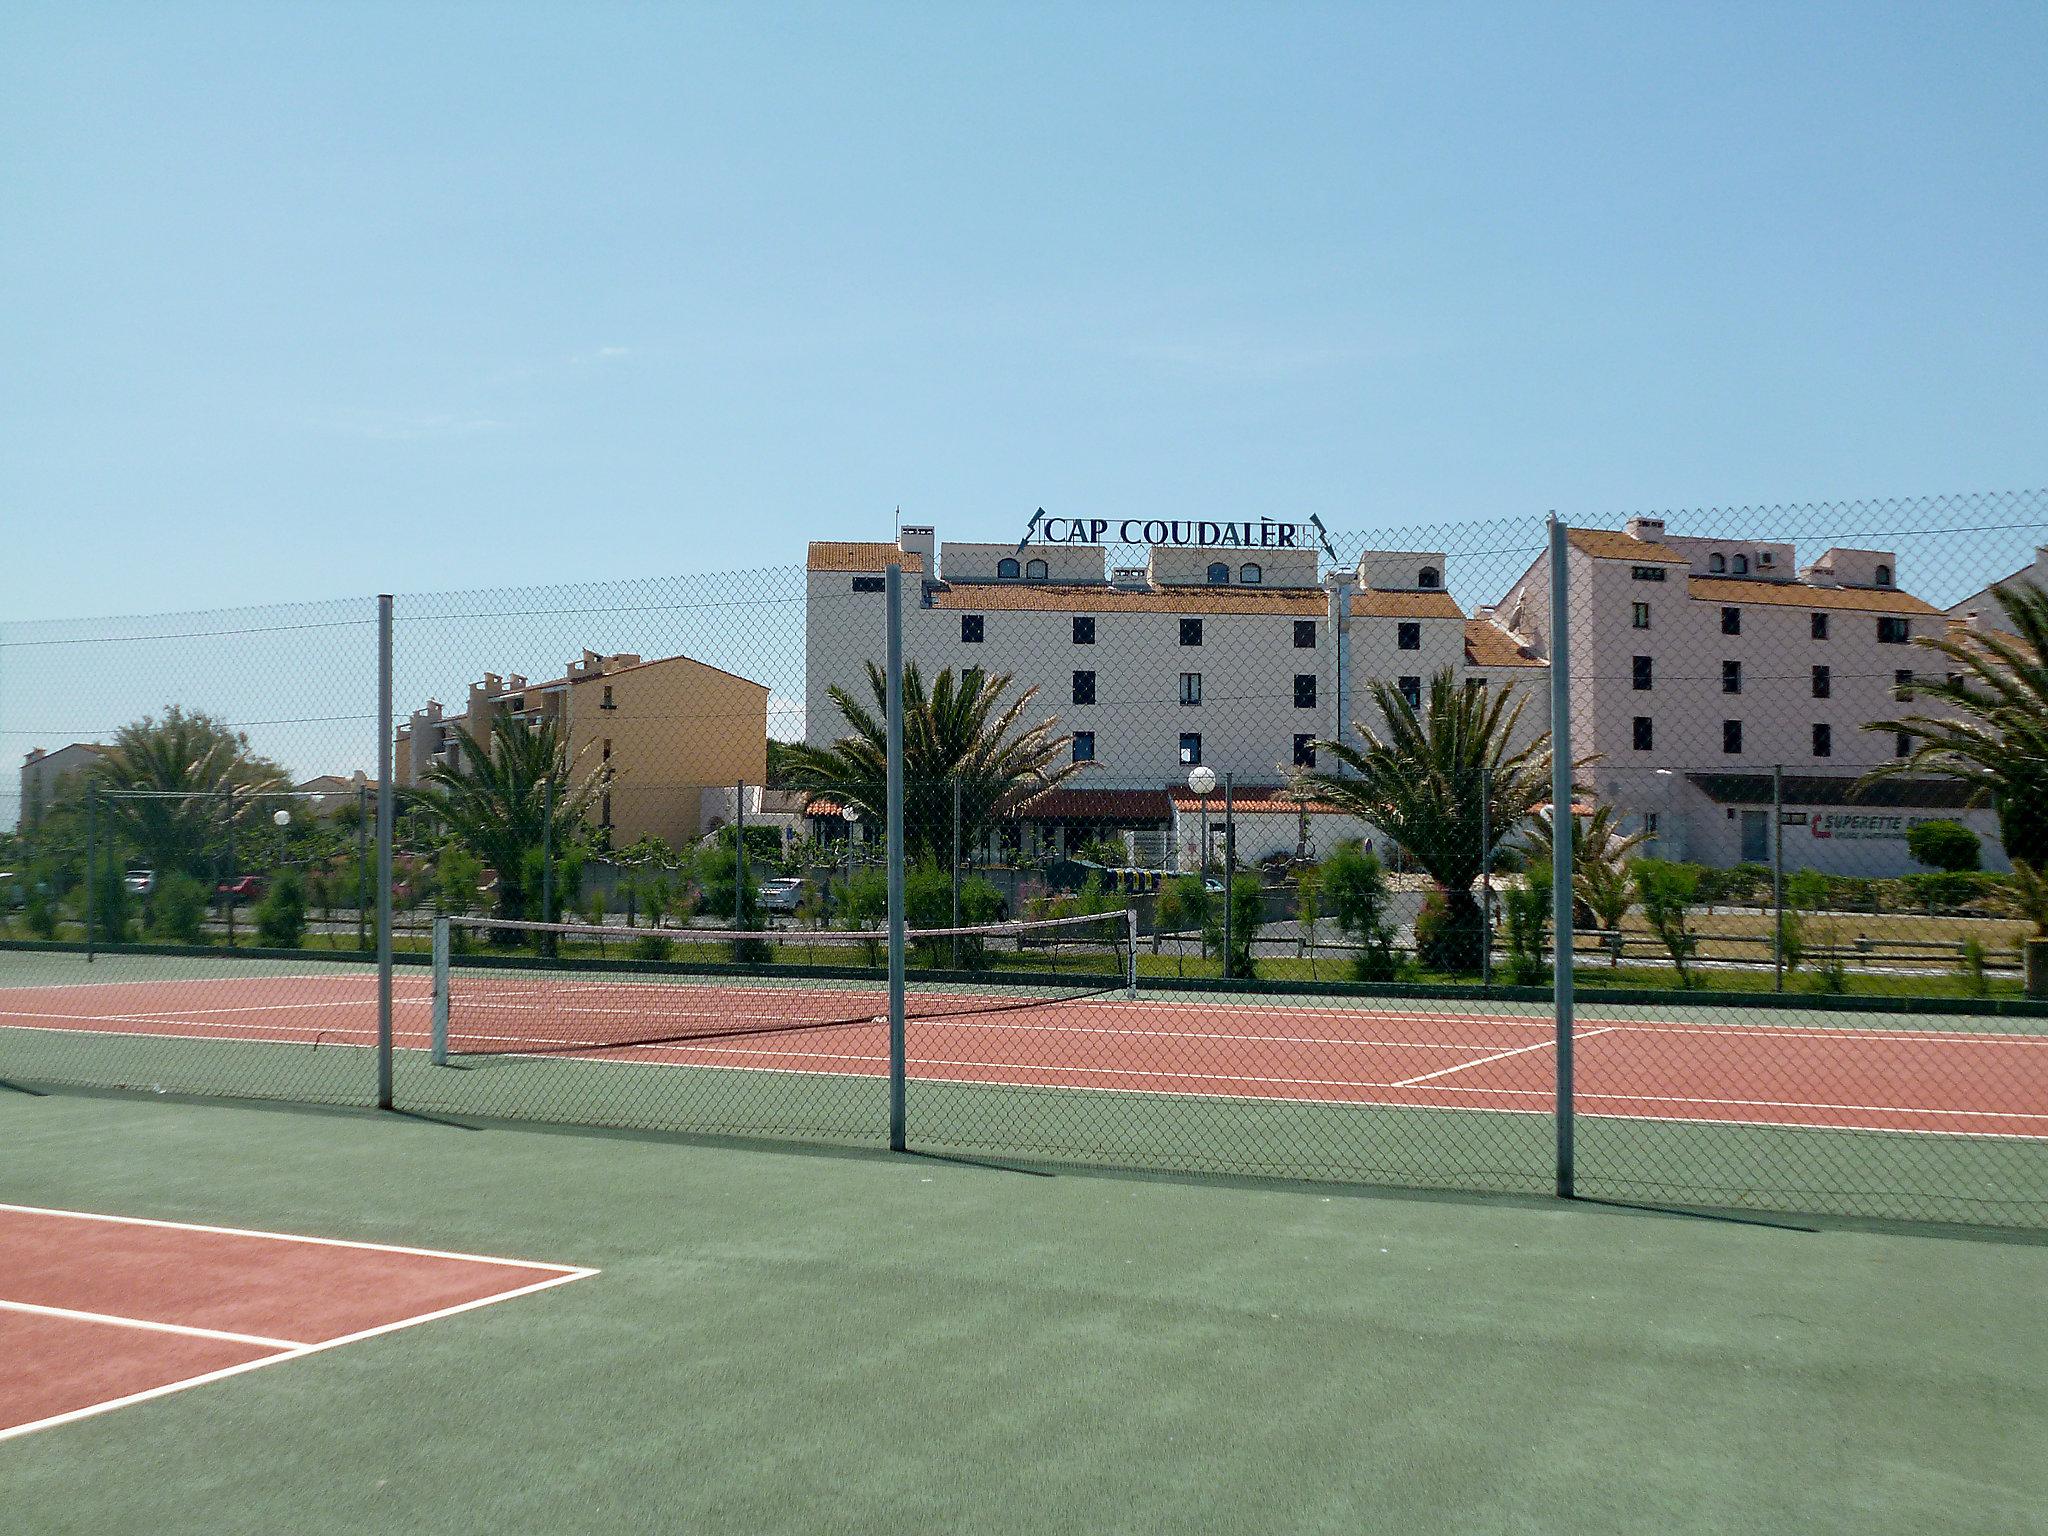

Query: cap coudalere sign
[{"left": 1019, "top": 508, "right": 1333, "bottom": 552}]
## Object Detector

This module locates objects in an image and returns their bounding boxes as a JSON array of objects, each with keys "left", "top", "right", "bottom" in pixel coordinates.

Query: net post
[
  {"left": 1772, "top": 763, "right": 1785, "bottom": 994},
  {"left": 734, "top": 780, "right": 747, "bottom": 929},
  {"left": 885, "top": 563, "right": 907, "bottom": 1151},
  {"left": 1546, "top": 516, "right": 1574, "bottom": 1199},
  {"left": 376, "top": 593, "right": 395, "bottom": 1112},
  {"left": 430, "top": 916, "right": 451, "bottom": 1066},
  {"left": 1221, "top": 774, "right": 1235, "bottom": 980},
  {"left": 1479, "top": 764, "right": 1491, "bottom": 994}
]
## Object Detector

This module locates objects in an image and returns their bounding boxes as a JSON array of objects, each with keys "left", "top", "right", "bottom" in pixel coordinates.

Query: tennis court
[{"left": 3, "top": 945, "right": 2045, "bottom": 1229}]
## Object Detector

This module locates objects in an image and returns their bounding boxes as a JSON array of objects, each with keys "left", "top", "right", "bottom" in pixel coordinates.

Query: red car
[{"left": 215, "top": 875, "right": 264, "bottom": 904}]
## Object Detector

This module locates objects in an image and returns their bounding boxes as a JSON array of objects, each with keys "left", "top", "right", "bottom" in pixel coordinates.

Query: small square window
[
  {"left": 1722, "top": 720, "right": 1743, "bottom": 755},
  {"left": 1293, "top": 620, "right": 1317, "bottom": 649},
  {"left": 1179, "top": 732, "right": 1202, "bottom": 765},
  {"left": 1294, "top": 674, "right": 1317, "bottom": 708},
  {"left": 1810, "top": 613, "right": 1829, "bottom": 640},
  {"left": 1072, "top": 616, "right": 1095, "bottom": 645},
  {"left": 1397, "top": 675, "right": 1422, "bottom": 710},
  {"left": 1722, "top": 660, "right": 1742, "bottom": 695},
  {"left": 960, "top": 614, "right": 984, "bottom": 644},
  {"left": 1895, "top": 731, "right": 1911, "bottom": 758},
  {"left": 1072, "top": 731, "right": 1095, "bottom": 763},
  {"left": 1631, "top": 602, "right": 1651, "bottom": 630},
  {"left": 600, "top": 684, "right": 615, "bottom": 710},
  {"left": 1812, "top": 665, "right": 1830, "bottom": 699},
  {"left": 1894, "top": 667, "right": 1914, "bottom": 701},
  {"left": 1397, "top": 621, "right": 1420, "bottom": 651},
  {"left": 1180, "top": 618, "right": 1203, "bottom": 647},
  {"left": 1632, "top": 716, "right": 1653, "bottom": 751},
  {"left": 1878, "top": 616, "right": 1910, "bottom": 644},
  {"left": 1292, "top": 734, "right": 1316, "bottom": 768},
  {"left": 1721, "top": 606, "right": 1741, "bottom": 636},
  {"left": 1644, "top": 812, "right": 1660, "bottom": 836},
  {"left": 1071, "top": 670, "right": 1095, "bottom": 706},
  {"left": 851, "top": 575, "right": 884, "bottom": 593},
  {"left": 1631, "top": 655, "right": 1652, "bottom": 691},
  {"left": 1812, "top": 723, "right": 1832, "bottom": 758},
  {"left": 1179, "top": 672, "right": 1202, "bottom": 706}
]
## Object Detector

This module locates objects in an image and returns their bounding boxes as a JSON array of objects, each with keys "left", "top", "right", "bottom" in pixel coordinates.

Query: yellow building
[{"left": 396, "top": 649, "right": 767, "bottom": 849}]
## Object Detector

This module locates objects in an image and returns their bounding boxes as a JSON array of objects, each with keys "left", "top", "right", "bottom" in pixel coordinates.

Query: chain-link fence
[{"left": 4, "top": 492, "right": 2044, "bottom": 1227}]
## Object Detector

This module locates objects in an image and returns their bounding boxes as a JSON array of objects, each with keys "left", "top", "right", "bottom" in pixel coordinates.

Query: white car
[
  {"left": 123, "top": 869, "right": 155, "bottom": 895},
  {"left": 757, "top": 877, "right": 806, "bottom": 914}
]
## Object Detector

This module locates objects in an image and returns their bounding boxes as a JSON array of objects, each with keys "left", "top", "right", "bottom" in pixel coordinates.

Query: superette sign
[{"left": 1809, "top": 811, "right": 1946, "bottom": 841}]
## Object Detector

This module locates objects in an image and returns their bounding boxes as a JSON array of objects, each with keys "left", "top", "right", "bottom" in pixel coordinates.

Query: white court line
[
  {"left": 1383, "top": 1082, "right": 2048, "bottom": 1122},
  {"left": 0, "top": 1298, "right": 306, "bottom": 1351},
  {"left": 0, "top": 1266, "right": 595, "bottom": 1443},
  {"left": 0, "top": 1203, "right": 595, "bottom": 1272},
  {"left": 1388, "top": 1028, "right": 1617, "bottom": 1088}
]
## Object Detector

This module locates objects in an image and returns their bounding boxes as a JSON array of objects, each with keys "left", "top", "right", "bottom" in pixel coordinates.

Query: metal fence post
[
  {"left": 1221, "top": 773, "right": 1235, "bottom": 980},
  {"left": 1547, "top": 515, "right": 1575, "bottom": 1198},
  {"left": 430, "top": 915, "right": 450, "bottom": 1067},
  {"left": 1479, "top": 766, "right": 1491, "bottom": 993},
  {"left": 356, "top": 782, "right": 369, "bottom": 951},
  {"left": 950, "top": 777, "right": 962, "bottom": 970},
  {"left": 885, "top": 563, "right": 907, "bottom": 1150},
  {"left": 84, "top": 783, "right": 96, "bottom": 963},
  {"left": 734, "top": 779, "right": 747, "bottom": 929},
  {"left": 1773, "top": 763, "right": 1785, "bottom": 993},
  {"left": 376, "top": 594, "right": 395, "bottom": 1111}
]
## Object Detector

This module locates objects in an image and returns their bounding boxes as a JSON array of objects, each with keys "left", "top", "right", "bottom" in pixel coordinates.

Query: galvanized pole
[
  {"left": 541, "top": 778, "right": 555, "bottom": 954},
  {"left": 950, "top": 777, "right": 962, "bottom": 970},
  {"left": 885, "top": 563, "right": 908, "bottom": 1150},
  {"left": 356, "top": 782, "right": 369, "bottom": 951},
  {"left": 1221, "top": 773, "right": 1235, "bottom": 981},
  {"left": 1773, "top": 763, "right": 1785, "bottom": 994},
  {"left": 84, "top": 784, "right": 96, "bottom": 963},
  {"left": 376, "top": 594, "right": 395, "bottom": 1111},
  {"left": 734, "top": 780, "right": 747, "bottom": 930},
  {"left": 1546, "top": 516, "right": 1575, "bottom": 1198},
  {"left": 1479, "top": 766, "right": 1491, "bottom": 993}
]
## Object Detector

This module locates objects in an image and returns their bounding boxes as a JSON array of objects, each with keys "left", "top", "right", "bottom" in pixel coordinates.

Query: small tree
[
  {"left": 150, "top": 873, "right": 208, "bottom": 943},
  {"left": 1152, "top": 880, "right": 1185, "bottom": 976},
  {"left": 1320, "top": 842, "right": 1398, "bottom": 983},
  {"left": 1633, "top": 860, "right": 1702, "bottom": 988},
  {"left": 839, "top": 866, "right": 889, "bottom": 966},
  {"left": 1172, "top": 873, "right": 1212, "bottom": 962},
  {"left": 1295, "top": 867, "right": 1324, "bottom": 979},
  {"left": 24, "top": 884, "right": 57, "bottom": 939},
  {"left": 437, "top": 845, "right": 484, "bottom": 920},
  {"left": 1907, "top": 819, "right": 1981, "bottom": 874},
  {"left": 1502, "top": 864, "right": 1552, "bottom": 986},
  {"left": 1202, "top": 873, "right": 1263, "bottom": 979},
  {"left": 254, "top": 871, "right": 307, "bottom": 949}
]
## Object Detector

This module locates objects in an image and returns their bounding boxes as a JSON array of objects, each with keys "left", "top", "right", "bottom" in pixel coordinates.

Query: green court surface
[{"left": 3, "top": 1090, "right": 2044, "bottom": 1535}]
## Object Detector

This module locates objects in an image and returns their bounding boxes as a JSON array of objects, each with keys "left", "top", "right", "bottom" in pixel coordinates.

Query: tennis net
[{"left": 427, "top": 909, "right": 1138, "bottom": 1064}]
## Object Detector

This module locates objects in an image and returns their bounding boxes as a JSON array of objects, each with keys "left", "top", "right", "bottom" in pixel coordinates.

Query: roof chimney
[{"left": 1624, "top": 517, "right": 1665, "bottom": 542}]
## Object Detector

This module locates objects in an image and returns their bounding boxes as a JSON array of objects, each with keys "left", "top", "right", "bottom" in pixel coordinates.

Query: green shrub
[
  {"left": 1903, "top": 871, "right": 1995, "bottom": 914},
  {"left": 149, "top": 873, "right": 208, "bottom": 943},
  {"left": 1908, "top": 819, "right": 1981, "bottom": 874},
  {"left": 1502, "top": 866, "right": 1552, "bottom": 986},
  {"left": 631, "top": 932, "right": 674, "bottom": 961},
  {"left": 24, "top": 884, "right": 57, "bottom": 939},
  {"left": 254, "top": 871, "right": 307, "bottom": 949},
  {"left": 1632, "top": 859, "right": 1703, "bottom": 987},
  {"left": 905, "top": 861, "right": 1003, "bottom": 968},
  {"left": 1958, "top": 936, "right": 1990, "bottom": 997},
  {"left": 1200, "top": 873, "right": 1263, "bottom": 978}
]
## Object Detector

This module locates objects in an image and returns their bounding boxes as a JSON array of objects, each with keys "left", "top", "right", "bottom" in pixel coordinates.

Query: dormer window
[
  {"left": 1732, "top": 554, "right": 1748, "bottom": 575},
  {"left": 1418, "top": 566, "right": 1441, "bottom": 589},
  {"left": 1206, "top": 562, "right": 1230, "bottom": 585},
  {"left": 1024, "top": 558, "right": 1048, "bottom": 580},
  {"left": 1239, "top": 562, "right": 1262, "bottom": 585},
  {"left": 997, "top": 557, "right": 1020, "bottom": 580},
  {"left": 1876, "top": 563, "right": 1893, "bottom": 587},
  {"left": 1709, "top": 553, "right": 1726, "bottom": 573}
]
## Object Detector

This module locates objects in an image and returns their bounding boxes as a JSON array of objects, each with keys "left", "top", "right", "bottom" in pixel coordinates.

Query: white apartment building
[
  {"left": 1947, "top": 545, "right": 2047, "bottom": 635},
  {"left": 803, "top": 526, "right": 1547, "bottom": 859},
  {"left": 1489, "top": 518, "right": 1997, "bottom": 873}
]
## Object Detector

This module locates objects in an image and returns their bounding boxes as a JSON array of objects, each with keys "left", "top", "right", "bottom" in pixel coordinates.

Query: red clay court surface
[
  {"left": 2, "top": 970, "right": 2045, "bottom": 1140},
  {"left": 0, "top": 1202, "right": 596, "bottom": 1440}
]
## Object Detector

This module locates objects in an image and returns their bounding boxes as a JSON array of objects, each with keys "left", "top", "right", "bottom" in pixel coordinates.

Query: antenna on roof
[
  {"left": 1307, "top": 513, "right": 1339, "bottom": 564},
  {"left": 1015, "top": 507, "right": 1046, "bottom": 554},
  {"left": 894, "top": 505, "right": 902, "bottom": 540}
]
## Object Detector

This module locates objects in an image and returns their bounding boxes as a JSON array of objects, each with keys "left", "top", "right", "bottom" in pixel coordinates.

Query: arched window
[
  {"left": 1239, "top": 562, "right": 1262, "bottom": 585},
  {"left": 1876, "top": 563, "right": 1893, "bottom": 587},
  {"left": 997, "top": 557, "right": 1020, "bottom": 580},
  {"left": 1732, "top": 554, "right": 1749, "bottom": 575},
  {"left": 1418, "top": 566, "right": 1441, "bottom": 589},
  {"left": 1709, "top": 553, "right": 1726, "bottom": 573},
  {"left": 1206, "top": 562, "right": 1230, "bottom": 585},
  {"left": 1025, "top": 558, "right": 1048, "bottom": 580}
]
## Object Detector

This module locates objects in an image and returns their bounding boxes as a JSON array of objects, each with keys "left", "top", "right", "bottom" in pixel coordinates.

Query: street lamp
[
  {"left": 1186, "top": 765, "right": 1217, "bottom": 875},
  {"left": 272, "top": 806, "right": 290, "bottom": 869}
]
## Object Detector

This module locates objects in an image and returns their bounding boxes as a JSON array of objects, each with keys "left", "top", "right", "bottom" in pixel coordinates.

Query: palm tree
[
  {"left": 777, "top": 663, "right": 1082, "bottom": 863},
  {"left": 1295, "top": 670, "right": 1554, "bottom": 973},
  {"left": 1860, "top": 579, "right": 2048, "bottom": 868},
  {"left": 92, "top": 707, "right": 291, "bottom": 878},
  {"left": 1522, "top": 802, "right": 1650, "bottom": 963},
  {"left": 404, "top": 713, "right": 609, "bottom": 924}
]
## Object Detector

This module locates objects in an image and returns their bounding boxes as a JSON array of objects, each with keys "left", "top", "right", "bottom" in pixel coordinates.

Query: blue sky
[{"left": 2, "top": 0, "right": 2043, "bottom": 629}]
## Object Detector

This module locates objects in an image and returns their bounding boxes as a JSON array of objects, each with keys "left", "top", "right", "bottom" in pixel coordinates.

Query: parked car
[
  {"left": 215, "top": 875, "right": 264, "bottom": 904},
  {"left": 123, "top": 868, "right": 155, "bottom": 895},
  {"left": 757, "top": 877, "right": 806, "bottom": 914}
]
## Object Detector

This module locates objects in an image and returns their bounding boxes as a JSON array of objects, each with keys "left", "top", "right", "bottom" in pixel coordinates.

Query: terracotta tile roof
[
  {"left": 1463, "top": 619, "right": 1545, "bottom": 668},
  {"left": 1167, "top": 784, "right": 1355, "bottom": 816},
  {"left": 1349, "top": 590, "right": 1465, "bottom": 619},
  {"left": 1687, "top": 576, "right": 1938, "bottom": 614},
  {"left": 1566, "top": 529, "right": 1689, "bottom": 563},
  {"left": 807, "top": 541, "right": 925, "bottom": 574},
  {"left": 928, "top": 583, "right": 1327, "bottom": 615}
]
